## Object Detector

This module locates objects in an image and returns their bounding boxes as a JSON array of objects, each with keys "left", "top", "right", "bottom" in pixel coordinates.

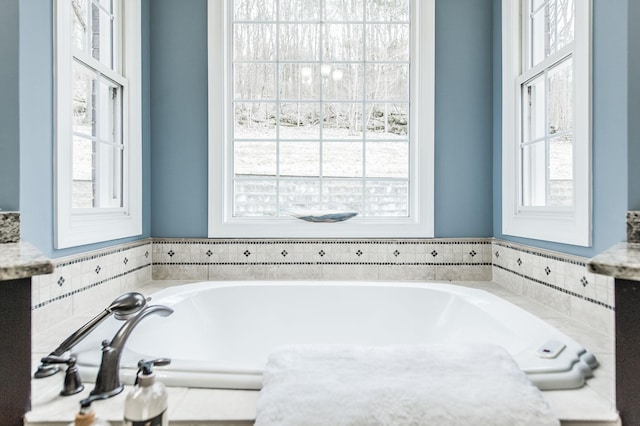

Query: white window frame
[
  {"left": 502, "top": 0, "right": 592, "bottom": 246},
  {"left": 207, "top": 0, "right": 434, "bottom": 238},
  {"left": 54, "top": 0, "right": 142, "bottom": 248}
]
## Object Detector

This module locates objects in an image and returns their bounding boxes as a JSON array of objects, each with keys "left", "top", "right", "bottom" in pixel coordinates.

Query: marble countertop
[
  {"left": 0, "top": 242, "right": 54, "bottom": 281},
  {"left": 588, "top": 242, "right": 640, "bottom": 280}
]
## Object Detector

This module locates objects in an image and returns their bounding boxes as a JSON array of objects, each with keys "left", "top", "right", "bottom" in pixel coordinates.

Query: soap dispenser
[
  {"left": 68, "top": 398, "right": 111, "bottom": 426},
  {"left": 123, "top": 358, "right": 171, "bottom": 426}
]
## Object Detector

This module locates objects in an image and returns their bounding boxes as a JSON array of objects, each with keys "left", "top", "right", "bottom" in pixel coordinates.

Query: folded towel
[{"left": 255, "top": 344, "right": 559, "bottom": 426}]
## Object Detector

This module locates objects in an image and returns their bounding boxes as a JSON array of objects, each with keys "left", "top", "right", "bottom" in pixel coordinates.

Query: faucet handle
[
  {"left": 40, "top": 355, "right": 70, "bottom": 365},
  {"left": 38, "top": 355, "right": 84, "bottom": 396}
]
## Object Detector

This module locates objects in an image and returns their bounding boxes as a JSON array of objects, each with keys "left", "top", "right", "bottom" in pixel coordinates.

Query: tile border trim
[
  {"left": 54, "top": 239, "right": 152, "bottom": 268},
  {"left": 492, "top": 239, "right": 586, "bottom": 267},
  {"left": 494, "top": 264, "right": 614, "bottom": 311},
  {"left": 32, "top": 263, "right": 151, "bottom": 310}
]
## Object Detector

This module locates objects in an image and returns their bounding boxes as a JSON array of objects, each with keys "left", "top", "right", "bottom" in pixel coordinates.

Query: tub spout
[{"left": 89, "top": 304, "right": 173, "bottom": 400}]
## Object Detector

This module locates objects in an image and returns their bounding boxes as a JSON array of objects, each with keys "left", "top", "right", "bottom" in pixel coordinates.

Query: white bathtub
[{"left": 72, "top": 281, "right": 598, "bottom": 390}]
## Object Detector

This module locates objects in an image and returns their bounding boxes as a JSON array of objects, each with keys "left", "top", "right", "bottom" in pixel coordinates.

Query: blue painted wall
[
  {"left": 0, "top": 0, "right": 20, "bottom": 211},
  {"left": 629, "top": 0, "right": 640, "bottom": 211},
  {"left": 493, "top": 0, "right": 630, "bottom": 258},
  {"left": 149, "top": 0, "right": 495, "bottom": 238},
  {"left": 149, "top": 0, "right": 209, "bottom": 237},
  {"left": 434, "top": 0, "right": 494, "bottom": 237},
  {"left": 18, "top": 0, "right": 151, "bottom": 258}
]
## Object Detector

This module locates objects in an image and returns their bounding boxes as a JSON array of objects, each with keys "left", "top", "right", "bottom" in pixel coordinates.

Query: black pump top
[{"left": 134, "top": 358, "right": 171, "bottom": 385}]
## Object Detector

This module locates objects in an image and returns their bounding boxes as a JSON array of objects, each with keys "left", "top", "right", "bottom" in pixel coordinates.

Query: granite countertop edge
[
  {"left": 588, "top": 242, "right": 640, "bottom": 280},
  {"left": 0, "top": 242, "right": 54, "bottom": 281}
]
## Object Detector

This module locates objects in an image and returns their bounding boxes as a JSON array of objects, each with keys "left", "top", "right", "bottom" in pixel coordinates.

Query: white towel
[{"left": 255, "top": 344, "right": 559, "bottom": 426}]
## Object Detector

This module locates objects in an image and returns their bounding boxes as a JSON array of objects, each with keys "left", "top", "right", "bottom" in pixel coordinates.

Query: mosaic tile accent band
[
  {"left": 31, "top": 240, "right": 152, "bottom": 312},
  {"left": 151, "top": 238, "right": 494, "bottom": 282},
  {"left": 492, "top": 239, "right": 614, "bottom": 332}
]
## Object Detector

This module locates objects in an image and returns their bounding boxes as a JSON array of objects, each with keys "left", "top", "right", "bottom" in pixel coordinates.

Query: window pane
[
  {"left": 90, "top": 2, "right": 114, "bottom": 69},
  {"left": 321, "top": 64, "right": 363, "bottom": 102},
  {"left": 366, "top": 64, "right": 409, "bottom": 101},
  {"left": 548, "top": 57, "right": 573, "bottom": 135},
  {"left": 365, "top": 103, "right": 408, "bottom": 139},
  {"left": 323, "top": 24, "right": 364, "bottom": 61},
  {"left": 94, "top": 140, "right": 123, "bottom": 208},
  {"left": 555, "top": 0, "right": 575, "bottom": 51},
  {"left": 530, "top": 5, "right": 549, "bottom": 67},
  {"left": 234, "top": 24, "right": 276, "bottom": 61},
  {"left": 279, "top": 180, "right": 321, "bottom": 212},
  {"left": 72, "top": 136, "right": 94, "bottom": 208},
  {"left": 324, "top": 0, "right": 363, "bottom": 21},
  {"left": 230, "top": 0, "right": 412, "bottom": 219},
  {"left": 234, "top": 0, "right": 276, "bottom": 21},
  {"left": 97, "top": 78, "right": 119, "bottom": 144},
  {"left": 366, "top": 142, "right": 408, "bottom": 178},
  {"left": 521, "top": 141, "right": 547, "bottom": 206},
  {"left": 529, "top": 0, "right": 574, "bottom": 68},
  {"left": 73, "top": 137, "right": 123, "bottom": 209},
  {"left": 234, "top": 180, "right": 277, "bottom": 216},
  {"left": 549, "top": 134, "right": 573, "bottom": 206},
  {"left": 522, "top": 74, "right": 545, "bottom": 143},
  {"left": 279, "top": 103, "right": 320, "bottom": 139},
  {"left": 279, "top": 24, "right": 320, "bottom": 61},
  {"left": 72, "top": 61, "right": 97, "bottom": 137},
  {"left": 235, "top": 63, "right": 276, "bottom": 100},
  {"left": 323, "top": 103, "right": 363, "bottom": 139},
  {"left": 280, "top": 64, "right": 320, "bottom": 101},
  {"left": 234, "top": 141, "right": 277, "bottom": 176},
  {"left": 72, "top": 0, "right": 88, "bottom": 51},
  {"left": 323, "top": 142, "right": 363, "bottom": 177},
  {"left": 280, "top": 0, "right": 320, "bottom": 21},
  {"left": 366, "top": 0, "right": 409, "bottom": 22},
  {"left": 234, "top": 102, "right": 277, "bottom": 139},
  {"left": 365, "top": 181, "right": 408, "bottom": 217},
  {"left": 366, "top": 24, "right": 409, "bottom": 61},
  {"left": 280, "top": 142, "right": 320, "bottom": 177},
  {"left": 322, "top": 180, "right": 363, "bottom": 212}
]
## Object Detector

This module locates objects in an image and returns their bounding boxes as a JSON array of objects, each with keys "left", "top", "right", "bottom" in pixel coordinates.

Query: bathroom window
[
  {"left": 502, "top": 0, "right": 591, "bottom": 246},
  {"left": 208, "top": 0, "right": 434, "bottom": 237},
  {"left": 55, "top": 0, "right": 142, "bottom": 248}
]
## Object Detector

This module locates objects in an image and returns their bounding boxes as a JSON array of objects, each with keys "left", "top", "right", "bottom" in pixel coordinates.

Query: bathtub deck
[{"left": 26, "top": 280, "right": 619, "bottom": 426}]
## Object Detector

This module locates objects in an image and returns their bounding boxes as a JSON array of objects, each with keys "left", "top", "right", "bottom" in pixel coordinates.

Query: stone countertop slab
[
  {"left": 588, "top": 242, "right": 640, "bottom": 280},
  {"left": 0, "top": 242, "right": 54, "bottom": 281},
  {"left": 0, "top": 212, "right": 20, "bottom": 243}
]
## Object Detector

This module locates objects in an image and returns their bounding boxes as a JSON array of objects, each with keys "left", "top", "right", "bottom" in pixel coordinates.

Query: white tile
[
  {"left": 542, "top": 386, "right": 618, "bottom": 423},
  {"left": 171, "top": 389, "right": 258, "bottom": 421},
  {"left": 264, "top": 264, "right": 322, "bottom": 280},
  {"left": 321, "top": 264, "right": 379, "bottom": 281},
  {"left": 208, "top": 264, "right": 266, "bottom": 280},
  {"left": 378, "top": 264, "right": 427, "bottom": 281}
]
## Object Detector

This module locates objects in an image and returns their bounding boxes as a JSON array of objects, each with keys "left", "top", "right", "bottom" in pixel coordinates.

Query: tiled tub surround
[
  {"left": 27, "top": 280, "right": 618, "bottom": 425},
  {"left": 26, "top": 238, "right": 619, "bottom": 424},
  {"left": 492, "top": 240, "right": 614, "bottom": 333},
  {"left": 152, "top": 238, "right": 494, "bottom": 282},
  {"left": 31, "top": 240, "right": 152, "bottom": 336},
  {"left": 30, "top": 237, "right": 613, "bottom": 343}
]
